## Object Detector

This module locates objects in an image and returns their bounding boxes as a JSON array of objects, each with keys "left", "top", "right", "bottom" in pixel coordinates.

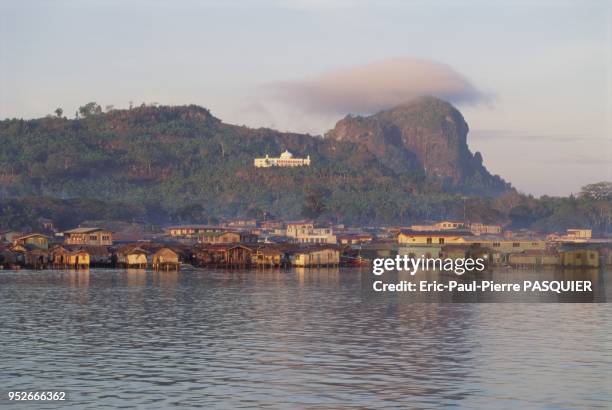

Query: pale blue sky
[{"left": 1, "top": 0, "right": 610, "bottom": 196}]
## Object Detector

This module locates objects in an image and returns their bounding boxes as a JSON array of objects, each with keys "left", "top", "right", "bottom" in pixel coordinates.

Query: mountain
[
  {"left": 0, "top": 97, "right": 510, "bottom": 226},
  {"left": 326, "top": 96, "right": 501, "bottom": 189}
]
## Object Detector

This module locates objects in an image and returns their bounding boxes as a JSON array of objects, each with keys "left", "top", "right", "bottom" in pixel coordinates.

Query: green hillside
[
  {"left": 0, "top": 101, "right": 504, "bottom": 223},
  {"left": 0, "top": 100, "right": 608, "bottom": 233}
]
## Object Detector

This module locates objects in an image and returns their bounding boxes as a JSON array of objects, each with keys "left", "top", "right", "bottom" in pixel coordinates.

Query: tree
[
  {"left": 246, "top": 207, "right": 265, "bottom": 220},
  {"left": 54, "top": 107, "right": 63, "bottom": 118},
  {"left": 302, "top": 187, "right": 329, "bottom": 219},
  {"left": 78, "top": 102, "right": 102, "bottom": 118},
  {"left": 579, "top": 182, "right": 612, "bottom": 201},
  {"left": 508, "top": 205, "right": 537, "bottom": 228},
  {"left": 173, "top": 204, "right": 205, "bottom": 223}
]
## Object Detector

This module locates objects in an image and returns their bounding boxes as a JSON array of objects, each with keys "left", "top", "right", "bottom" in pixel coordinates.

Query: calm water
[{"left": 1, "top": 268, "right": 611, "bottom": 409}]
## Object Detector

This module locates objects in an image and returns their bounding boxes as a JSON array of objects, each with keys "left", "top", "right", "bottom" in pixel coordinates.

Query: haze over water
[{"left": 1, "top": 268, "right": 611, "bottom": 409}]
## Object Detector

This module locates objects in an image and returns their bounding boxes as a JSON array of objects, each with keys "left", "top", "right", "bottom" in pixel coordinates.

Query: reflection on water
[
  {"left": 0, "top": 268, "right": 610, "bottom": 409},
  {"left": 64, "top": 270, "right": 90, "bottom": 287},
  {"left": 126, "top": 269, "right": 146, "bottom": 286}
]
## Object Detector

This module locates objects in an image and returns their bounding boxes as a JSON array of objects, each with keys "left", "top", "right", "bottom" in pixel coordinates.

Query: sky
[{"left": 0, "top": 0, "right": 610, "bottom": 196}]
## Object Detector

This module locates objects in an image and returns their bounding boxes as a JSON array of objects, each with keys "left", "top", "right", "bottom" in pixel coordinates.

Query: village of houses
[{"left": 0, "top": 217, "right": 611, "bottom": 272}]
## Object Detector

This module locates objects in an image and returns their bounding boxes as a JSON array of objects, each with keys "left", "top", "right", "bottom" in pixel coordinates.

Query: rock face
[{"left": 325, "top": 96, "right": 501, "bottom": 189}]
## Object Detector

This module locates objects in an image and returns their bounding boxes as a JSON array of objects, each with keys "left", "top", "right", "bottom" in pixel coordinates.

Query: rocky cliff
[{"left": 325, "top": 96, "right": 501, "bottom": 190}]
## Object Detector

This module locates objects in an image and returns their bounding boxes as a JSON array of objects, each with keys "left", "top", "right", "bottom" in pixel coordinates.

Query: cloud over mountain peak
[{"left": 268, "top": 57, "right": 487, "bottom": 115}]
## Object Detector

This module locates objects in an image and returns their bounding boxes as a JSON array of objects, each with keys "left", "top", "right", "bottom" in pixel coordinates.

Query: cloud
[{"left": 267, "top": 57, "right": 488, "bottom": 115}]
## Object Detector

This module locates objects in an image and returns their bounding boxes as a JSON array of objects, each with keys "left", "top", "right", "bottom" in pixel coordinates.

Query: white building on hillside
[{"left": 254, "top": 150, "right": 311, "bottom": 168}]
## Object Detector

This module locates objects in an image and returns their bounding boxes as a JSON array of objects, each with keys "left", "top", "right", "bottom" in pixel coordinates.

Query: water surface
[{"left": 1, "top": 268, "right": 610, "bottom": 409}]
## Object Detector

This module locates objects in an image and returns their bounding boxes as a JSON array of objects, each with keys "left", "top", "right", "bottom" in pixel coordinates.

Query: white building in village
[
  {"left": 254, "top": 150, "right": 311, "bottom": 168},
  {"left": 285, "top": 221, "right": 337, "bottom": 244}
]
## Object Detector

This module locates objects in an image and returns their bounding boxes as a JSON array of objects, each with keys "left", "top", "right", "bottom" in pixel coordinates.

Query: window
[
  {"left": 90, "top": 235, "right": 97, "bottom": 241},
  {"left": 426, "top": 237, "right": 432, "bottom": 244},
  {"left": 493, "top": 242, "right": 500, "bottom": 247},
  {"left": 512, "top": 243, "right": 520, "bottom": 247},
  {"left": 589, "top": 253, "right": 595, "bottom": 259},
  {"left": 439, "top": 238, "right": 445, "bottom": 244}
]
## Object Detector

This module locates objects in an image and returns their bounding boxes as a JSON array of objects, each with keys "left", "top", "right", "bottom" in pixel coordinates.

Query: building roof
[
  {"left": 116, "top": 245, "right": 148, "bottom": 256},
  {"left": 199, "top": 231, "right": 229, "bottom": 238},
  {"left": 521, "top": 249, "right": 559, "bottom": 256},
  {"left": 255, "top": 246, "right": 285, "bottom": 255},
  {"left": 65, "top": 245, "right": 111, "bottom": 256},
  {"left": 167, "top": 224, "right": 223, "bottom": 230},
  {"left": 193, "top": 243, "right": 254, "bottom": 252},
  {"left": 337, "top": 233, "right": 373, "bottom": 239},
  {"left": 153, "top": 247, "right": 179, "bottom": 256},
  {"left": 398, "top": 230, "right": 474, "bottom": 237},
  {"left": 53, "top": 246, "right": 90, "bottom": 255},
  {"left": 286, "top": 220, "right": 314, "bottom": 226},
  {"left": 280, "top": 150, "right": 293, "bottom": 159},
  {"left": 14, "top": 233, "right": 50, "bottom": 241},
  {"left": 294, "top": 244, "right": 339, "bottom": 253},
  {"left": 199, "top": 230, "right": 252, "bottom": 238},
  {"left": 471, "top": 236, "right": 545, "bottom": 242},
  {"left": 64, "top": 227, "right": 110, "bottom": 234}
]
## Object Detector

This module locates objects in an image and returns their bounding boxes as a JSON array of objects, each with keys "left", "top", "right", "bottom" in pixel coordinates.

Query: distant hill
[{"left": 0, "top": 97, "right": 511, "bottom": 225}]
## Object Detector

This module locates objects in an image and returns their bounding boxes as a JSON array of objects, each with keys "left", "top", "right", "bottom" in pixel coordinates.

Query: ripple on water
[{"left": 0, "top": 269, "right": 610, "bottom": 409}]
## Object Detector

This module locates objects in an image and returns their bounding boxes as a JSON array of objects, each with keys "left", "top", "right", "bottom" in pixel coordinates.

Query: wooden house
[
  {"left": 13, "top": 233, "right": 50, "bottom": 250},
  {"left": 167, "top": 225, "right": 225, "bottom": 239},
  {"left": 470, "top": 239, "right": 546, "bottom": 253},
  {"left": 116, "top": 246, "right": 148, "bottom": 268},
  {"left": 198, "top": 231, "right": 258, "bottom": 244},
  {"left": 508, "top": 251, "right": 561, "bottom": 268},
  {"left": 226, "top": 218, "right": 257, "bottom": 229},
  {"left": 51, "top": 246, "right": 90, "bottom": 269},
  {"left": 286, "top": 221, "right": 315, "bottom": 236},
  {"left": 468, "top": 223, "right": 502, "bottom": 235},
  {"left": 337, "top": 233, "right": 373, "bottom": 245},
  {"left": 191, "top": 244, "right": 253, "bottom": 268},
  {"left": 398, "top": 230, "right": 473, "bottom": 245},
  {"left": 37, "top": 217, "right": 55, "bottom": 232},
  {"left": 0, "top": 246, "right": 21, "bottom": 268},
  {"left": 79, "top": 245, "right": 112, "bottom": 266},
  {"left": 291, "top": 246, "right": 340, "bottom": 267},
  {"left": 0, "top": 230, "right": 24, "bottom": 244},
  {"left": 152, "top": 247, "right": 180, "bottom": 270},
  {"left": 259, "top": 220, "right": 283, "bottom": 230},
  {"left": 64, "top": 227, "right": 113, "bottom": 246},
  {"left": 24, "top": 248, "right": 49, "bottom": 269},
  {"left": 252, "top": 246, "right": 285, "bottom": 267},
  {"left": 561, "top": 249, "right": 599, "bottom": 268}
]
